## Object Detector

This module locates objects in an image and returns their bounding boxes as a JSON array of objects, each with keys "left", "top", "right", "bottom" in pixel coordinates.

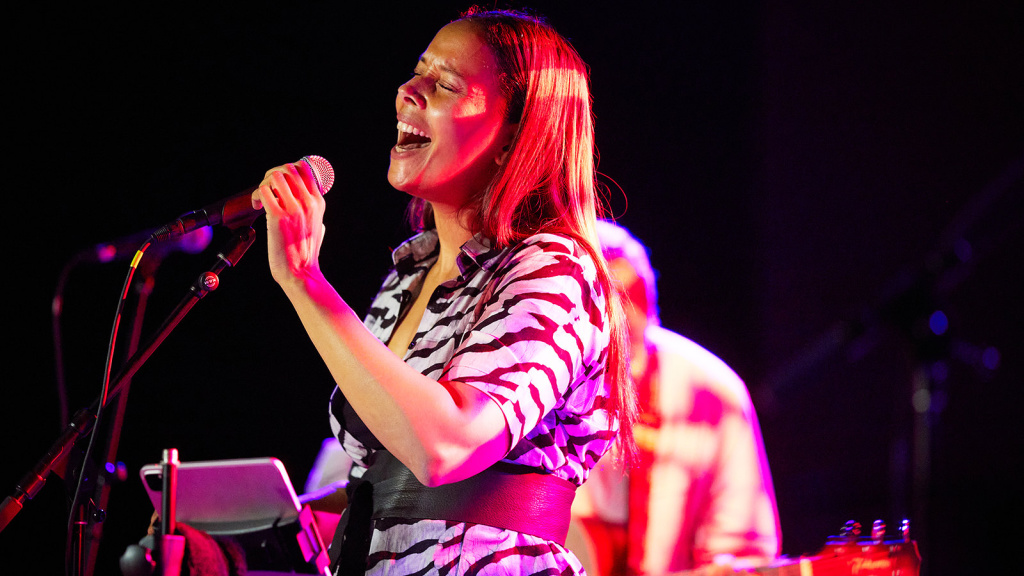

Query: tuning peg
[
  {"left": 900, "top": 519, "right": 911, "bottom": 542},
  {"left": 871, "top": 520, "right": 886, "bottom": 543},
  {"left": 840, "top": 520, "right": 862, "bottom": 543}
]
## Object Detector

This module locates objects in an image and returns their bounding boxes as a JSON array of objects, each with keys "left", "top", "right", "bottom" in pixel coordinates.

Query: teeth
[{"left": 397, "top": 121, "right": 429, "bottom": 139}]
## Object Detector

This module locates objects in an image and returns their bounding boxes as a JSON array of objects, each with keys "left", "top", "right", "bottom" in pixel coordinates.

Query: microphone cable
[{"left": 64, "top": 239, "right": 151, "bottom": 576}]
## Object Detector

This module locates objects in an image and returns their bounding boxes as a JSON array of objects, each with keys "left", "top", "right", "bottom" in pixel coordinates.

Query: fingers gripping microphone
[{"left": 152, "top": 155, "right": 335, "bottom": 241}]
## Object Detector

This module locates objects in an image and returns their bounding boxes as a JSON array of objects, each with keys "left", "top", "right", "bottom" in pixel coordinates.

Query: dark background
[{"left": 3, "top": 2, "right": 1021, "bottom": 574}]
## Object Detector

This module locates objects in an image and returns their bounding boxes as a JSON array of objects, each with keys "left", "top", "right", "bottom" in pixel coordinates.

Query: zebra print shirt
[{"left": 328, "top": 230, "right": 618, "bottom": 575}]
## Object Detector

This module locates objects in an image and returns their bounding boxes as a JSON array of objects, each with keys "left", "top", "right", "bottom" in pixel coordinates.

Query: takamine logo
[{"left": 849, "top": 557, "right": 893, "bottom": 573}]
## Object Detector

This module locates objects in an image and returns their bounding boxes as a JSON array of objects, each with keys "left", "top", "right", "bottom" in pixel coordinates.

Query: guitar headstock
[
  {"left": 759, "top": 519, "right": 920, "bottom": 576},
  {"left": 812, "top": 519, "right": 921, "bottom": 576}
]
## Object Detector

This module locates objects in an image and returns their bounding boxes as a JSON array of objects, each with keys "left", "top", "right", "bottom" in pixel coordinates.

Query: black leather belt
[{"left": 330, "top": 450, "right": 577, "bottom": 574}]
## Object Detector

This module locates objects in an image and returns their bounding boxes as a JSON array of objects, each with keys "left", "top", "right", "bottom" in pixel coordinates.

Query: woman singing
[{"left": 252, "top": 8, "right": 635, "bottom": 575}]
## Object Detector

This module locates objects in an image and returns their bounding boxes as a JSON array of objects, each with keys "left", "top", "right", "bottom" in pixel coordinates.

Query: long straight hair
[{"left": 407, "top": 8, "right": 637, "bottom": 463}]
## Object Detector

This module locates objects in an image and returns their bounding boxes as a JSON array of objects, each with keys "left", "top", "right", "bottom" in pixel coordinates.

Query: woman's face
[{"left": 388, "top": 20, "right": 517, "bottom": 210}]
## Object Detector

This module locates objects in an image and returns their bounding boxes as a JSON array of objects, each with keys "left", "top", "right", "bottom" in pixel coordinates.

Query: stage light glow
[{"left": 928, "top": 310, "right": 948, "bottom": 336}]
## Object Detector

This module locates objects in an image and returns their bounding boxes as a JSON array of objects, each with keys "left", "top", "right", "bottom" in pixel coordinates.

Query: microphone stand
[
  {"left": 79, "top": 255, "right": 161, "bottom": 576},
  {"left": 0, "top": 224, "right": 258, "bottom": 576},
  {"left": 756, "top": 151, "right": 1022, "bottom": 569}
]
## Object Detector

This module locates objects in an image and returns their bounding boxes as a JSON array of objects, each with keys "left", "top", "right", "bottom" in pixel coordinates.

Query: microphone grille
[{"left": 303, "top": 155, "right": 335, "bottom": 195}]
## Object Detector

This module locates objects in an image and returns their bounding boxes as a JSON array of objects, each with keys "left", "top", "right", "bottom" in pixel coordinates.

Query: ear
[{"left": 494, "top": 122, "right": 520, "bottom": 166}]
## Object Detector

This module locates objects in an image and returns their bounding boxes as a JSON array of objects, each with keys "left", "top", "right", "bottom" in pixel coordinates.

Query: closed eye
[{"left": 410, "top": 71, "right": 456, "bottom": 93}]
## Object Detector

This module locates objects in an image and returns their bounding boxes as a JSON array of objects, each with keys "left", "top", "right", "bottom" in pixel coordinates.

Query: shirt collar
[
  {"left": 457, "top": 234, "right": 495, "bottom": 275},
  {"left": 391, "top": 230, "right": 499, "bottom": 277},
  {"left": 391, "top": 229, "right": 440, "bottom": 266}
]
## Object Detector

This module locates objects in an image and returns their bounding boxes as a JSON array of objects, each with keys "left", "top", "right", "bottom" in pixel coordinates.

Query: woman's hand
[
  {"left": 251, "top": 160, "right": 327, "bottom": 286},
  {"left": 247, "top": 161, "right": 507, "bottom": 487}
]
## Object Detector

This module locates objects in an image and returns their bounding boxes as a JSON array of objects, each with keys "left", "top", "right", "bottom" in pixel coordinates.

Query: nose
[{"left": 397, "top": 78, "right": 426, "bottom": 109}]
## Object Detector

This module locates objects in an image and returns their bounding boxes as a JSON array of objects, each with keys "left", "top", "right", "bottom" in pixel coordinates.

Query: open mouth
[{"left": 396, "top": 121, "right": 431, "bottom": 150}]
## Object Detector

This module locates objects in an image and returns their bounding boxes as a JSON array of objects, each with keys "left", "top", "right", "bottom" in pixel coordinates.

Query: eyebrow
[{"left": 419, "top": 55, "right": 465, "bottom": 80}]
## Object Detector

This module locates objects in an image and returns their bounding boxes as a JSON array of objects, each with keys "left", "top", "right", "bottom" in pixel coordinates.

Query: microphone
[
  {"left": 77, "top": 226, "right": 214, "bottom": 265},
  {"left": 152, "top": 155, "right": 335, "bottom": 241}
]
